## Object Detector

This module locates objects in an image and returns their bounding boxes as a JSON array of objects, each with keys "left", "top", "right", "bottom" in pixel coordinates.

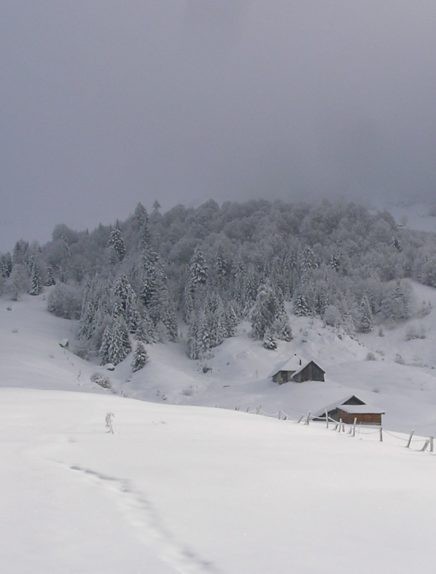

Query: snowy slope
[
  {"left": 2, "top": 282, "right": 436, "bottom": 436},
  {"left": 0, "top": 293, "right": 107, "bottom": 393},
  {"left": 2, "top": 387, "right": 436, "bottom": 574}
]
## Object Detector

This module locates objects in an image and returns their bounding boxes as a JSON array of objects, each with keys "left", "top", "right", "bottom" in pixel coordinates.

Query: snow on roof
[
  {"left": 272, "top": 354, "right": 306, "bottom": 376},
  {"left": 312, "top": 395, "right": 367, "bottom": 418},
  {"left": 337, "top": 405, "right": 385, "bottom": 415}
]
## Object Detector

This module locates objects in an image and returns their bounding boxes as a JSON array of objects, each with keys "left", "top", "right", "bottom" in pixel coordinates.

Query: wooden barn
[
  {"left": 272, "top": 356, "right": 325, "bottom": 384},
  {"left": 314, "top": 395, "right": 385, "bottom": 426}
]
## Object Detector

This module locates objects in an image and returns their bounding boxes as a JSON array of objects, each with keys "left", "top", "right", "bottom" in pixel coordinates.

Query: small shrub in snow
[
  {"left": 263, "top": 332, "right": 277, "bottom": 350},
  {"left": 378, "top": 327, "right": 384, "bottom": 337},
  {"left": 394, "top": 353, "right": 405, "bottom": 365},
  {"left": 90, "top": 372, "right": 112, "bottom": 389},
  {"left": 405, "top": 323, "right": 426, "bottom": 341},
  {"left": 366, "top": 352, "right": 377, "bottom": 361}
]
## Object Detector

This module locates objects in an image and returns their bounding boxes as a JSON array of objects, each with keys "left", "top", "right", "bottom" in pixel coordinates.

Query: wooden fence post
[
  {"left": 379, "top": 427, "right": 383, "bottom": 442},
  {"left": 406, "top": 430, "right": 415, "bottom": 448},
  {"left": 305, "top": 412, "right": 311, "bottom": 425},
  {"left": 338, "top": 418, "right": 343, "bottom": 432},
  {"left": 352, "top": 418, "right": 357, "bottom": 437},
  {"left": 430, "top": 437, "right": 434, "bottom": 453},
  {"left": 325, "top": 411, "right": 329, "bottom": 429},
  {"left": 421, "top": 439, "right": 429, "bottom": 452},
  {"left": 297, "top": 415, "right": 304, "bottom": 424}
]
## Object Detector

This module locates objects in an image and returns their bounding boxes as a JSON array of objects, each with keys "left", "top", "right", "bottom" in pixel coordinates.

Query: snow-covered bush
[
  {"left": 6, "top": 264, "right": 30, "bottom": 301},
  {"left": 263, "top": 331, "right": 277, "bottom": 350},
  {"left": 90, "top": 372, "right": 112, "bottom": 389},
  {"left": 47, "top": 283, "right": 82, "bottom": 319},
  {"left": 366, "top": 352, "right": 377, "bottom": 361}
]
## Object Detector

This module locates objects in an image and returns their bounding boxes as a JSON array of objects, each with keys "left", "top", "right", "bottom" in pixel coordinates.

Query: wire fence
[{"left": 233, "top": 404, "right": 436, "bottom": 455}]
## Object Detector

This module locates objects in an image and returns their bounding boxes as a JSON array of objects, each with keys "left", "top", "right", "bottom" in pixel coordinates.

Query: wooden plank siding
[
  {"left": 292, "top": 362, "right": 325, "bottom": 383},
  {"left": 335, "top": 409, "right": 383, "bottom": 426},
  {"left": 272, "top": 370, "right": 295, "bottom": 384}
]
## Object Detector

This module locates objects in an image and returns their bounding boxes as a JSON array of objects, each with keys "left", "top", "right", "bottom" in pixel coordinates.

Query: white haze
[{"left": 1, "top": 1, "right": 436, "bottom": 249}]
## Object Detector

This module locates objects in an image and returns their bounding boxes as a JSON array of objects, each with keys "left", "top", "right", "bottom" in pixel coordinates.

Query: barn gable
[{"left": 291, "top": 361, "right": 325, "bottom": 383}]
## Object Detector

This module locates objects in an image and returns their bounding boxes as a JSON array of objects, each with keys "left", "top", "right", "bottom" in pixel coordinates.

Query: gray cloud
[{"left": 1, "top": 1, "right": 436, "bottom": 249}]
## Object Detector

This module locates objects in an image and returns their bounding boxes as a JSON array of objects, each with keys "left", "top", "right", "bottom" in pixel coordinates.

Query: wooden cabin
[
  {"left": 314, "top": 395, "right": 385, "bottom": 426},
  {"left": 272, "top": 357, "right": 325, "bottom": 384},
  {"left": 292, "top": 361, "right": 325, "bottom": 383}
]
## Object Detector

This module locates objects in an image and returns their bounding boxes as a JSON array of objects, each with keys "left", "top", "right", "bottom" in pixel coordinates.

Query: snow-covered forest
[{"left": 1, "top": 199, "right": 436, "bottom": 365}]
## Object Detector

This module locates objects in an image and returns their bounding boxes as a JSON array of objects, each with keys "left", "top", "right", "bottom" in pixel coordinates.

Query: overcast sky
[{"left": 1, "top": 1, "right": 436, "bottom": 250}]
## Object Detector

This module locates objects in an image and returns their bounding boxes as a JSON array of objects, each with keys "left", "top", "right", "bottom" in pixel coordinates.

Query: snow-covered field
[
  {"left": 2, "top": 388, "right": 436, "bottom": 574},
  {"left": 2, "top": 288, "right": 436, "bottom": 572}
]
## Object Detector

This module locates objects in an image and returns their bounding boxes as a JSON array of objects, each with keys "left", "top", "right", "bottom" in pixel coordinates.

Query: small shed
[
  {"left": 272, "top": 356, "right": 325, "bottom": 384},
  {"left": 314, "top": 395, "right": 385, "bottom": 426}
]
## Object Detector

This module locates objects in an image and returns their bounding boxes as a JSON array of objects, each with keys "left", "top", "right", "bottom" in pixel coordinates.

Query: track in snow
[{"left": 66, "top": 464, "right": 220, "bottom": 574}]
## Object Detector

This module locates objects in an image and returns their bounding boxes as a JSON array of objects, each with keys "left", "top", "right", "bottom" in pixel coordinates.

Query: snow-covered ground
[
  {"left": 2, "top": 287, "right": 436, "bottom": 572},
  {"left": 2, "top": 283, "right": 436, "bottom": 436},
  {"left": 2, "top": 387, "right": 436, "bottom": 574}
]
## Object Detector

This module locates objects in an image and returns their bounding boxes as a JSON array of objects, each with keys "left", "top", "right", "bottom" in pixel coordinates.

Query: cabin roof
[
  {"left": 271, "top": 354, "right": 305, "bottom": 376},
  {"left": 312, "top": 394, "right": 368, "bottom": 418},
  {"left": 337, "top": 405, "right": 385, "bottom": 415}
]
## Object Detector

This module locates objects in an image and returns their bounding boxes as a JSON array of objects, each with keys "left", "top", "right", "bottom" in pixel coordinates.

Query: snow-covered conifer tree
[
  {"left": 251, "top": 284, "right": 281, "bottom": 340},
  {"left": 29, "top": 261, "right": 42, "bottom": 296},
  {"left": 99, "top": 324, "right": 113, "bottom": 365},
  {"left": 45, "top": 266, "right": 56, "bottom": 286},
  {"left": 293, "top": 293, "right": 311, "bottom": 317},
  {"left": 131, "top": 342, "right": 148, "bottom": 372},
  {"left": 132, "top": 202, "right": 151, "bottom": 248},
  {"left": 223, "top": 305, "right": 238, "bottom": 337},
  {"left": 107, "top": 316, "right": 131, "bottom": 365},
  {"left": 135, "top": 311, "right": 156, "bottom": 344},
  {"left": 108, "top": 226, "right": 126, "bottom": 262},
  {"left": 188, "top": 248, "right": 208, "bottom": 287},
  {"left": 356, "top": 295, "right": 373, "bottom": 333}
]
